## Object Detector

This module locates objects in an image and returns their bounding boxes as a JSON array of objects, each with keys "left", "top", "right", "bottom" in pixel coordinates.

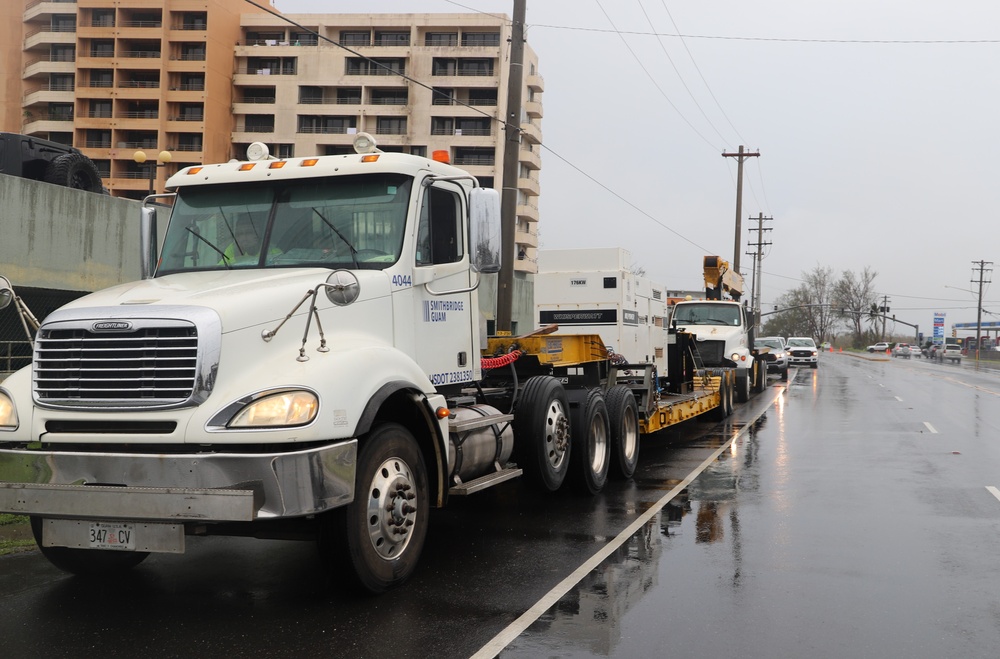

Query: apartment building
[
  {"left": 7, "top": 0, "right": 267, "bottom": 200},
  {"left": 232, "top": 13, "right": 544, "bottom": 273},
  {"left": 4, "top": 5, "right": 544, "bottom": 273}
]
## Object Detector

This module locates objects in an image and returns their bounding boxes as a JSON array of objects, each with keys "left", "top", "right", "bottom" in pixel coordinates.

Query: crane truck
[{"left": 0, "top": 135, "right": 740, "bottom": 593}]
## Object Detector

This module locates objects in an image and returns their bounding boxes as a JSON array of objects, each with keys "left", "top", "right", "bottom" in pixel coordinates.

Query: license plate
[{"left": 88, "top": 521, "right": 135, "bottom": 551}]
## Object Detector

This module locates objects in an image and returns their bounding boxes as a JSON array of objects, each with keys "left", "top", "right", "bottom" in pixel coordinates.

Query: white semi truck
[{"left": 0, "top": 136, "right": 736, "bottom": 592}]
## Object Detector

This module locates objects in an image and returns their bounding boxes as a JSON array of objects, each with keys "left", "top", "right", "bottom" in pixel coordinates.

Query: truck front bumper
[{"left": 0, "top": 440, "right": 357, "bottom": 522}]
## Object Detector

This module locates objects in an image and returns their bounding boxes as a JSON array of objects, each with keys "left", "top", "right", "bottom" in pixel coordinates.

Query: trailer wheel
[
  {"left": 29, "top": 517, "right": 149, "bottom": 575},
  {"left": 43, "top": 152, "right": 104, "bottom": 193},
  {"left": 606, "top": 384, "right": 640, "bottom": 480},
  {"left": 567, "top": 388, "right": 610, "bottom": 495},
  {"left": 513, "top": 376, "right": 571, "bottom": 492},
  {"left": 321, "top": 423, "right": 429, "bottom": 594}
]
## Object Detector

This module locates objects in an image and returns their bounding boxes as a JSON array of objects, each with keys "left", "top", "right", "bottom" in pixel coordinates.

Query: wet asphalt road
[{"left": 3, "top": 352, "right": 1000, "bottom": 658}]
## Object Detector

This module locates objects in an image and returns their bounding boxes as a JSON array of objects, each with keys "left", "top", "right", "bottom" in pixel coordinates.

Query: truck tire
[
  {"left": 606, "top": 384, "right": 639, "bottom": 480},
  {"left": 710, "top": 375, "right": 731, "bottom": 422},
  {"left": 321, "top": 423, "right": 429, "bottom": 594},
  {"left": 567, "top": 388, "right": 610, "bottom": 495},
  {"left": 29, "top": 517, "right": 149, "bottom": 575},
  {"left": 736, "top": 371, "right": 750, "bottom": 403},
  {"left": 513, "top": 376, "right": 571, "bottom": 492},
  {"left": 43, "top": 152, "right": 104, "bottom": 193},
  {"left": 753, "top": 361, "right": 767, "bottom": 393}
]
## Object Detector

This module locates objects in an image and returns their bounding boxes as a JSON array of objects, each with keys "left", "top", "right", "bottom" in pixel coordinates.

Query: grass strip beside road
[{"left": 0, "top": 514, "right": 34, "bottom": 555}]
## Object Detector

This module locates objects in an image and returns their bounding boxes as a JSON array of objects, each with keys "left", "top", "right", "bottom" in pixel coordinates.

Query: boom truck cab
[
  {"left": 668, "top": 256, "right": 766, "bottom": 402},
  {"left": 0, "top": 136, "right": 735, "bottom": 593}
]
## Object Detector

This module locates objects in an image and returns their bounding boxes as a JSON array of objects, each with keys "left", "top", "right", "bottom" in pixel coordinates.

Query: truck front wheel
[
  {"left": 29, "top": 517, "right": 149, "bottom": 575},
  {"left": 323, "top": 423, "right": 429, "bottom": 594},
  {"left": 736, "top": 371, "right": 751, "bottom": 403},
  {"left": 513, "top": 376, "right": 571, "bottom": 492}
]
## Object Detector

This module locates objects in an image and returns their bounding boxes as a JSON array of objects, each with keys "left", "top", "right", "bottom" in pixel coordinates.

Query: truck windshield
[
  {"left": 157, "top": 173, "right": 413, "bottom": 273},
  {"left": 671, "top": 302, "right": 742, "bottom": 326}
]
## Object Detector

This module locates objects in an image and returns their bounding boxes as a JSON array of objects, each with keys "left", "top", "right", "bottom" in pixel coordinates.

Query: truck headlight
[
  {"left": 229, "top": 391, "right": 318, "bottom": 428},
  {"left": 0, "top": 390, "right": 18, "bottom": 430}
]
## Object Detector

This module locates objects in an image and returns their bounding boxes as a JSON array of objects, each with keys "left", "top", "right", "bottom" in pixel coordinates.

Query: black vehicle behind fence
[{"left": 0, "top": 132, "right": 104, "bottom": 193}]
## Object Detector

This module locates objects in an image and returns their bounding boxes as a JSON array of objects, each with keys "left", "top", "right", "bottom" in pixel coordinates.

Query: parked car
[
  {"left": 893, "top": 343, "right": 911, "bottom": 359},
  {"left": 867, "top": 342, "right": 891, "bottom": 353},
  {"left": 786, "top": 337, "right": 819, "bottom": 368},
  {"left": 754, "top": 337, "right": 789, "bottom": 381}
]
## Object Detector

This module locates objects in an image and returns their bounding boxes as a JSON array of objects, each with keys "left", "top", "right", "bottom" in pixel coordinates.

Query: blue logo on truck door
[{"left": 422, "top": 299, "right": 465, "bottom": 322}]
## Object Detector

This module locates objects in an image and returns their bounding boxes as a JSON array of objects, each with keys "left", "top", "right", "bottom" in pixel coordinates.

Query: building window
[
  {"left": 340, "top": 31, "right": 370, "bottom": 46},
  {"left": 337, "top": 87, "right": 362, "bottom": 105},
  {"left": 178, "top": 73, "right": 204, "bottom": 91},
  {"left": 375, "top": 31, "right": 409, "bottom": 46},
  {"left": 176, "top": 133, "right": 203, "bottom": 151},
  {"left": 454, "top": 147, "right": 494, "bottom": 166},
  {"left": 346, "top": 58, "right": 405, "bottom": 76},
  {"left": 462, "top": 32, "right": 500, "bottom": 47},
  {"left": 88, "top": 100, "right": 111, "bottom": 118},
  {"left": 86, "top": 129, "right": 111, "bottom": 148},
  {"left": 376, "top": 117, "right": 407, "bottom": 135},
  {"left": 425, "top": 32, "right": 458, "bottom": 46},
  {"left": 244, "top": 115, "right": 275, "bottom": 133},
  {"left": 456, "top": 59, "right": 494, "bottom": 76},
  {"left": 179, "top": 43, "right": 205, "bottom": 61},
  {"left": 90, "top": 69, "right": 113, "bottom": 88},
  {"left": 432, "top": 87, "right": 455, "bottom": 105},
  {"left": 91, "top": 9, "right": 114, "bottom": 27},
  {"left": 52, "top": 44, "right": 76, "bottom": 61},
  {"left": 468, "top": 89, "right": 498, "bottom": 106},
  {"left": 297, "top": 115, "right": 356, "bottom": 134},
  {"left": 370, "top": 88, "right": 408, "bottom": 105},
  {"left": 180, "top": 12, "right": 207, "bottom": 30}
]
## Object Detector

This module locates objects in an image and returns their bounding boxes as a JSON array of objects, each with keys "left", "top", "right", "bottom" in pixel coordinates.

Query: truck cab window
[{"left": 416, "top": 186, "right": 463, "bottom": 266}]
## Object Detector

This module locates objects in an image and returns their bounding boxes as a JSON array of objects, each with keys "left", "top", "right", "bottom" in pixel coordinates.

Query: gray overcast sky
[{"left": 273, "top": 0, "right": 1000, "bottom": 340}]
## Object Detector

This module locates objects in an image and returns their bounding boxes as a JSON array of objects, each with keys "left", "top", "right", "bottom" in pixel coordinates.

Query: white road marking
[
  {"left": 923, "top": 422, "right": 938, "bottom": 434},
  {"left": 894, "top": 396, "right": 903, "bottom": 402},
  {"left": 469, "top": 417, "right": 762, "bottom": 659},
  {"left": 986, "top": 486, "right": 1000, "bottom": 503}
]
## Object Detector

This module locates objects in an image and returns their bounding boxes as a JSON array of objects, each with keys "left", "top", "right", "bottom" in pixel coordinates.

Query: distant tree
[
  {"left": 832, "top": 267, "right": 879, "bottom": 347},
  {"left": 761, "top": 265, "right": 838, "bottom": 341}
]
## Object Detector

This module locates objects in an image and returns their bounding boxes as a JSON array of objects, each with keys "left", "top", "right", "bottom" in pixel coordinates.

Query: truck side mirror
[
  {"left": 139, "top": 206, "right": 157, "bottom": 279},
  {"left": 468, "top": 187, "right": 501, "bottom": 274}
]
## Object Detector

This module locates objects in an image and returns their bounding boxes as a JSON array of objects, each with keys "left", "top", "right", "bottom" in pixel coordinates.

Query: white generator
[{"left": 535, "top": 248, "right": 669, "bottom": 372}]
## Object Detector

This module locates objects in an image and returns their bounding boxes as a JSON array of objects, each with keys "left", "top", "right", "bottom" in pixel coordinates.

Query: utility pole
[
  {"left": 721, "top": 146, "right": 760, "bottom": 274},
  {"left": 745, "top": 212, "right": 772, "bottom": 332},
  {"left": 495, "top": 0, "right": 526, "bottom": 334},
  {"left": 971, "top": 259, "right": 993, "bottom": 361}
]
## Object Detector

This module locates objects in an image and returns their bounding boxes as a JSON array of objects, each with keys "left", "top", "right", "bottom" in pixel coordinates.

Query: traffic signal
[{"left": 952, "top": 328, "right": 957, "bottom": 337}]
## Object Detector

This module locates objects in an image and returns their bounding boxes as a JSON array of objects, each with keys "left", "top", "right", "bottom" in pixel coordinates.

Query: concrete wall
[{"left": 0, "top": 174, "right": 142, "bottom": 292}]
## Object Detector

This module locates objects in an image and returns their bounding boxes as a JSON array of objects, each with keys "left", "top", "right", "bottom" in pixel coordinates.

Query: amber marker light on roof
[
  {"left": 300, "top": 159, "right": 319, "bottom": 167},
  {"left": 268, "top": 161, "right": 287, "bottom": 169},
  {"left": 360, "top": 154, "right": 380, "bottom": 163},
  {"left": 239, "top": 163, "right": 256, "bottom": 171},
  {"left": 432, "top": 150, "right": 450, "bottom": 164},
  {"left": 187, "top": 167, "right": 203, "bottom": 175}
]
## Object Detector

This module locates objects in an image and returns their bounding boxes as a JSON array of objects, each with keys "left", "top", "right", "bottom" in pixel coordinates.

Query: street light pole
[{"left": 133, "top": 150, "right": 172, "bottom": 195}]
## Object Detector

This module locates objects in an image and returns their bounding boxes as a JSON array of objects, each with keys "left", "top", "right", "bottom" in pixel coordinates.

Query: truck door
[{"left": 412, "top": 182, "right": 476, "bottom": 387}]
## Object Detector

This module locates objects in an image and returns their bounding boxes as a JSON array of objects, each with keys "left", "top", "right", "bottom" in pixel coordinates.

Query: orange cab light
[
  {"left": 432, "top": 150, "right": 450, "bottom": 164},
  {"left": 268, "top": 161, "right": 287, "bottom": 169},
  {"left": 239, "top": 163, "right": 256, "bottom": 171},
  {"left": 436, "top": 406, "right": 450, "bottom": 419},
  {"left": 300, "top": 158, "right": 319, "bottom": 167},
  {"left": 360, "top": 154, "right": 380, "bottom": 163},
  {"left": 187, "top": 166, "right": 203, "bottom": 175}
]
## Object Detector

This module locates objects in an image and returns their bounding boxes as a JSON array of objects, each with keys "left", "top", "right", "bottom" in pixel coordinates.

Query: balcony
[
  {"left": 23, "top": 1, "right": 77, "bottom": 22},
  {"left": 517, "top": 175, "right": 540, "bottom": 197},
  {"left": 518, "top": 147, "right": 541, "bottom": 170},
  {"left": 516, "top": 203, "right": 539, "bottom": 223},
  {"left": 526, "top": 73, "right": 544, "bottom": 92},
  {"left": 24, "top": 26, "right": 76, "bottom": 50},
  {"left": 515, "top": 225, "right": 539, "bottom": 247},
  {"left": 22, "top": 56, "right": 75, "bottom": 79},
  {"left": 524, "top": 100, "right": 543, "bottom": 119},
  {"left": 22, "top": 84, "right": 75, "bottom": 106},
  {"left": 520, "top": 121, "right": 542, "bottom": 145}
]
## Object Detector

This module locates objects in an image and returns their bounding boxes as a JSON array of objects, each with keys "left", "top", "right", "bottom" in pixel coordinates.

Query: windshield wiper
[
  {"left": 312, "top": 208, "right": 359, "bottom": 268},
  {"left": 185, "top": 226, "right": 231, "bottom": 269}
]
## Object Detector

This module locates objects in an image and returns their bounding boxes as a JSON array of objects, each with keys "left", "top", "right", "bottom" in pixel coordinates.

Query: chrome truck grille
[{"left": 32, "top": 306, "right": 222, "bottom": 409}]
